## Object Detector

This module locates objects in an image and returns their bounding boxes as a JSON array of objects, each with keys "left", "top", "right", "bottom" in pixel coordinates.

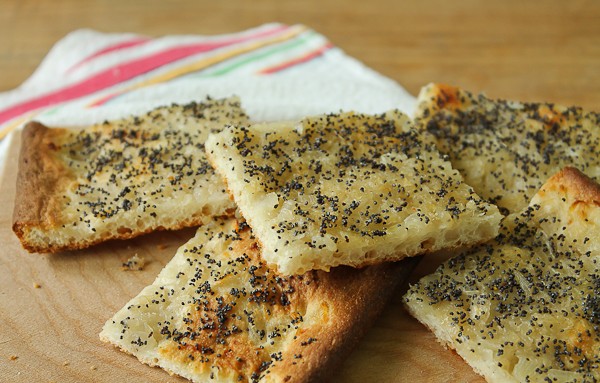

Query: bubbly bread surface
[
  {"left": 415, "top": 83, "right": 600, "bottom": 215},
  {"left": 404, "top": 167, "right": 600, "bottom": 383},
  {"left": 205, "top": 110, "right": 502, "bottom": 275},
  {"left": 100, "top": 217, "right": 411, "bottom": 383},
  {"left": 12, "top": 98, "right": 249, "bottom": 253}
]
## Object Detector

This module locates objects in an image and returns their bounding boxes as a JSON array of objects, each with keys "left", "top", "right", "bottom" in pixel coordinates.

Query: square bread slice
[
  {"left": 415, "top": 83, "right": 600, "bottom": 215},
  {"left": 12, "top": 97, "right": 249, "bottom": 253},
  {"left": 100, "top": 217, "right": 415, "bottom": 383},
  {"left": 205, "top": 110, "right": 502, "bottom": 275},
  {"left": 404, "top": 167, "right": 600, "bottom": 383}
]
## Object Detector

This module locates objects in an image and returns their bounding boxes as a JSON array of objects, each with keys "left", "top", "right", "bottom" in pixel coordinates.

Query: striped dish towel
[{"left": 0, "top": 23, "right": 415, "bottom": 168}]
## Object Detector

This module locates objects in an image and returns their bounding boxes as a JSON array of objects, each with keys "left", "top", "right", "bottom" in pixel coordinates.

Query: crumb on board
[
  {"left": 90, "top": 365, "right": 97, "bottom": 371},
  {"left": 33, "top": 282, "right": 41, "bottom": 289},
  {"left": 63, "top": 361, "right": 69, "bottom": 366},
  {"left": 122, "top": 254, "right": 146, "bottom": 271},
  {"left": 9, "top": 355, "right": 18, "bottom": 360}
]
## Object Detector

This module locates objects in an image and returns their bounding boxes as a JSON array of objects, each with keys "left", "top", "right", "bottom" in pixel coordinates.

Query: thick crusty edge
[
  {"left": 267, "top": 259, "right": 419, "bottom": 383},
  {"left": 12, "top": 122, "right": 68, "bottom": 252},
  {"left": 535, "top": 166, "right": 600, "bottom": 206}
]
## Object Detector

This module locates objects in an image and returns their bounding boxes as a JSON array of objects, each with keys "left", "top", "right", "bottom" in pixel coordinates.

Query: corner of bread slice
[
  {"left": 404, "top": 168, "right": 600, "bottom": 382},
  {"left": 12, "top": 98, "right": 248, "bottom": 253},
  {"left": 402, "top": 300, "right": 516, "bottom": 383},
  {"left": 414, "top": 83, "right": 468, "bottom": 119}
]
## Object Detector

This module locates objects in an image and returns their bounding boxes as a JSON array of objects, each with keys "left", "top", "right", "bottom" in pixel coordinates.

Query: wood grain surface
[
  {"left": 1, "top": 0, "right": 600, "bottom": 108},
  {"left": 1, "top": 1, "right": 598, "bottom": 382}
]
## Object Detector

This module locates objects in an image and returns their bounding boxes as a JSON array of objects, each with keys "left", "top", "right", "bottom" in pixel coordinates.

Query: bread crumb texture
[
  {"left": 13, "top": 97, "right": 249, "bottom": 253},
  {"left": 415, "top": 83, "right": 600, "bottom": 215},
  {"left": 404, "top": 167, "right": 600, "bottom": 383},
  {"left": 122, "top": 254, "right": 146, "bottom": 271},
  {"left": 205, "top": 110, "right": 501, "bottom": 275}
]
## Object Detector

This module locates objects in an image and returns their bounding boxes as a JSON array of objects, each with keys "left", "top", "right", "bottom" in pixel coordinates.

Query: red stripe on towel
[
  {"left": 0, "top": 25, "right": 289, "bottom": 125},
  {"left": 67, "top": 37, "right": 151, "bottom": 72},
  {"left": 259, "top": 42, "right": 333, "bottom": 74}
]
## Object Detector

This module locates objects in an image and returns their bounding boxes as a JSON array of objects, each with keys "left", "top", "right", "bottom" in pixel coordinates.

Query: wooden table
[
  {"left": 1, "top": 1, "right": 598, "bottom": 382},
  {"left": 1, "top": 0, "right": 599, "bottom": 108}
]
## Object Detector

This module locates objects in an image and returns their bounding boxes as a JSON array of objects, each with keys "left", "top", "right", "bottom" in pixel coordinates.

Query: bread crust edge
[
  {"left": 12, "top": 122, "right": 63, "bottom": 252},
  {"left": 269, "top": 258, "right": 419, "bottom": 383},
  {"left": 539, "top": 166, "right": 600, "bottom": 205}
]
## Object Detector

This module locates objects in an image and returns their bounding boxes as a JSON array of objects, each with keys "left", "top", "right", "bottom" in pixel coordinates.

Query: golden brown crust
[
  {"left": 415, "top": 83, "right": 600, "bottom": 216},
  {"left": 12, "top": 122, "right": 68, "bottom": 252},
  {"left": 269, "top": 260, "right": 417, "bottom": 382},
  {"left": 532, "top": 166, "right": 600, "bottom": 231},
  {"left": 12, "top": 122, "right": 218, "bottom": 252},
  {"left": 12, "top": 98, "right": 247, "bottom": 253},
  {"left": 404, "top": 168, "right": 600, "bottom": 382},
  {"left": 539, "top": 166, "right": 600, "bottom": 206},
  {"left": 425, "top": 83, "right": 463, "bottom": 111}
]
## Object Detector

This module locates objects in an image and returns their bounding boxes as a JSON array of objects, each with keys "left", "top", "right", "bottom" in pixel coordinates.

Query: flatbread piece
[
  {"left": 13, "top": 97, "right": 249, "bottom": 253},
  {"left": 404, "top": 167, "right": 600, "bottom": 382}
]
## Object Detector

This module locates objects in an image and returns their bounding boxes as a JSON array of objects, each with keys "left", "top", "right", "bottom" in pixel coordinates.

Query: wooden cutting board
[{"left": 0, "top": 132, "right": 483, "bottom": 382}]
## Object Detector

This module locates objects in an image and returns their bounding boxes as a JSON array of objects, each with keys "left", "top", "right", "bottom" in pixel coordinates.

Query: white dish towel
[{"left": 0, "top": 23, "right": 416, "bottom": 176}]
